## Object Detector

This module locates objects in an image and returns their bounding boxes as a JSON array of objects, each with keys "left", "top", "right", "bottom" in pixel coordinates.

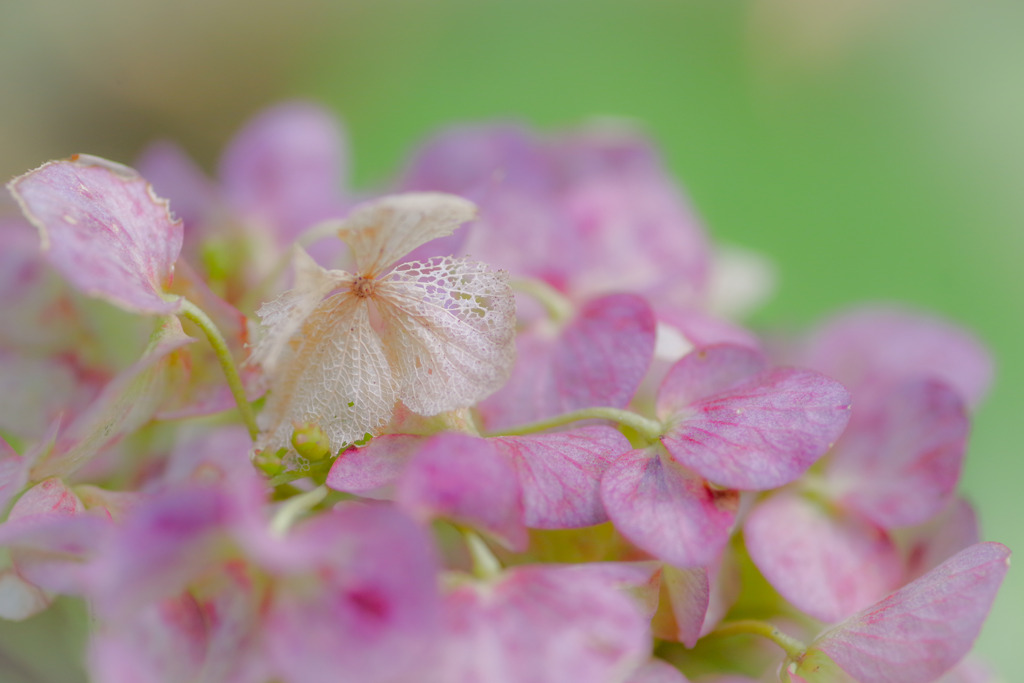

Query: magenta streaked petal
[
  {"left": 651, "top": 565, "right": 709, "bottom": 648},
  {"left": 745, "top": 492, "right": 903, "bottom": 623},
  {"left": 491, "top": 426, "right": 630, "bottom": 529},
  {"left": 266, "top": 505, "right": 442, "bottom": 683},
  {"left": 395, "top": 433, "right": 526, "bottom": 550},
  {"left": 440, "top": 564, "right": 650, "bottom": 683},
  {"left": 601, "top": 448, "right": 738, "bottom": 568},
  {"left": 219, "top": 101, "right": 349, "bottom": 240},
  {"left": 803, "top": 543, "right": 1011, "bottom": 683},
  {"left": 8, "top": 155, "right": 184, "bottom": 314},
  {"left": 802, "top": 306, "right": 993, "bottom": 407},
  {"left": 659, "top": 346, "right": 851, "bottom": 490},
  {"left": 626, "top": 659, "right": 691, "bottom": 682},
  {"left": 482, "top": 294, "right": 656, "bottom": 430},
  {"left": 326, "top": 434, "right": 425, "bottom": 498}
]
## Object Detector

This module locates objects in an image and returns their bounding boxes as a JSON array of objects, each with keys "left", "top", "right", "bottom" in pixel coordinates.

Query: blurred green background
[{"left": 1, "top": 0, "right": 1021, "bottom": 679}]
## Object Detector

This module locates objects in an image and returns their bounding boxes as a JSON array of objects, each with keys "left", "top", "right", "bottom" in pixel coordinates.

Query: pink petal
[
  {"left": 651, "top": 565, "right": 709, "bottom": 647},
  {"left": 902, "top": 498, "right": 981, "bottom": 583},
  {"left": 803, "top": 543, "right": 1011, "bottom": 683},
  {"left": 557, "top": 560, "right": 664, "bottom": 620},
  {"left": 440, "top": 564, "right": 650, "bottom": 683},
  {"left": 802, "top": 306, "right": 993, "bottom": 407},
  {"left": 626, "top": 659, "right": 691, "bottom": 682},
  {"left": 601, "top": 448, "right": 738, "bottom": 568},
  {"left": 0, "top": 568, "right": 51, "bottom": 620},
  {"left": 491, "top": 426, "right": 630, "bottom": 529},
  {"left": 326, "top": 435, "right": 424, "bottom": 498},
  {"left": 266, "top": 504, "right": 442, "bottom": 683},
  {"left": 0, "top": 436, "right": 28, "bottom": 514},
  {"left": 659, "top": 346, "right": 851, "bottom": 490},
  {"left": 219, "top": 101, "right": 349, "bottom": 240},
  {"left": 395, "top": 433, "right": 527, "bottom": 550},
  {"left": 481, "top": 294, "right": 656, "bottom": 430},
  {"left": 8, "top": 155, "right": 183, "bottom": 314},
  {"left": 33, "top": 317, "right": 195, "bottom": 479},
  {"left": 136, "top": 140, "right": 218, "bottom": 231},
  {"left": 828, "top": 378, "right": 968, "bottom": 528},
  {"left": 744, "top": 492, "right": 903, "bottom": 623}
]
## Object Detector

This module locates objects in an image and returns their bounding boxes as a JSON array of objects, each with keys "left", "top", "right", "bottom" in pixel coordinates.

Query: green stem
[
  {"left": 178, "top": 298, "right": 259, "bottom": 440},
  {"left": 510, "top": 278, "right": 574, "bottom": 323},
  {"left": 267, "top": 459, "right": 335, "bottom": 488},
  {"left": 270, "top": 485, "right": 328, "bottom": 536},
  {"left": 710, "top": 619, "right": 807, "bottom": 661},
  {"left": 487, "top": 406, "right": 664, "bottom": 441}
]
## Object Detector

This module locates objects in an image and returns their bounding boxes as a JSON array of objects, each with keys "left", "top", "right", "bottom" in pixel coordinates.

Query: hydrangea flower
[{"left": 0, "top": 104, "right": 1012, "bottom": 683}]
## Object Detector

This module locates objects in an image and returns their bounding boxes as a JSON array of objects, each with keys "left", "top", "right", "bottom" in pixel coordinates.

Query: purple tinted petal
[
  {"left": 219, "top": 101, "right": 348, "bottom": 240},
  {"left": 491, "top": 426, "right": 630, "bottom": 529},
  {"left": 440, "top": 564, "right": 649, "bottom": 683},
  {"left": 745, "top": 492, "right": 903, "bottom": 623},
  {"left": 626, "top": 659, "right": 691, "bottom": 683},
  {"left": 396, "top": 433, "right": 527, "bottom": 550},
  {"left": 601, "top": 448, "right": 738, "bottom": 568},
  {"left": 0, "top": 436, "right": 28, "bottom": 513},
  {"left": 802, "top": 306, "right": 993, "bottom": 407},
  {"left": 651, "top": 565, "right": 709, "bottom": 648},
  {"left": 135, "top": 140, "right": 218, "bottom": 231},
  {"left": 266, "top": 505, "right": 442, "bottom": 683},
  {"left": 660, "top": 347, "right": 852, "bottom": 490},
  {"left": 829, "top": 378, "right": 968, "bottom": 528},
  {"left": 9, "top": 155, "right": 183, "bottom": 314},
  {"left": 326, "top": 434, "right": 425, "bottom": 498},
  {"left": 482, "top": 294, "right": 656, "bottom": 430},
  {"left": 806, "top": 543, "right": 1011, "bottom": 683}
]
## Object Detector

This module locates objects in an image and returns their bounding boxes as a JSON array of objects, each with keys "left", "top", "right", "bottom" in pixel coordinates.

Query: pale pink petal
[
  {"left": 219, "top": 101, "right": 349, "bottom": 240},
  {"left": 935, "top": 656, "right": 998, "bottom": 683},
  {"left": 336, "top": 193, "right": 476, "bottom": 275},
  {"left": 828, "top": 378, "right": 968, "bottom": 528},
  {"left": 440, "top": 564, "right": 650, "bottom": 683},
  {"left": 481, "top": 294, "right": 656, "bottom": 430},
  {"left": 255, "top": 292, "right": 396, "bottom": 455},
  {"left": 626, "top": 659, "right": 691, "bottom": 683},
  {"left": 557, "top": 560, "right": 664, "bottom": 620},
  {"left": 651, "top": 565, "right": 709, "bottom": 647},
  {"left": 744, "top": 492, "right": 903, "bottom": 623},
  {"left": 395, "top": 433, "right": 526, "bottom": 550},
  {"left": 0, "top": 436, "right": 28, "bottom": 514},
  {"left": 266, "top": 505, "right": 442, "bottom": 683},
  {"left": 326, "top": 434, "right": 424, "bottom": 497},
  {"left": 375, "top": 256, "right": 515, "bottom": 415},
  {"left": 902, "top": 498, "right": 980, "bottom": 582},
  {"left": 802, "top": 543, "right": 1011, "bottom": 683},
  {"left": 802, "top": 306, "right": 993, "bottom": 407},
  {"left": 659, "top": 346, "right": 851, "bottom": 490},
  {"left": 8, "top": 155, "right": 183, "bottom": 314},
  {"left": 32, "top": 317, "right": 195, "bottom": 479},
  {"left": 601, "top": 448, "right": 739, "bottom": 568},
  {"left": 491, "top": 426, "right": 630, "bottom": 529},
  {"left": 0, "top": 352, "right": 89, "bottom": 441}
]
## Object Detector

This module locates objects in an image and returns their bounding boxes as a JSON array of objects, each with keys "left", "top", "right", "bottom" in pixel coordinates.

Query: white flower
[{"left": 252, "top": 193, "right": 516, "bottom": 455}]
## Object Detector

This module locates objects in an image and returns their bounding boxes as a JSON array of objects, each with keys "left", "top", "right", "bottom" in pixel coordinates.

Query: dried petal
[{"left": 8, "top": 155, "right": 183, "bottom": 314}]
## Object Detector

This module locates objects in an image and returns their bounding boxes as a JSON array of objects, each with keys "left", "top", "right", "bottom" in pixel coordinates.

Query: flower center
[{"left": 352, "top": 274, "right": 377, "bottom": 298}]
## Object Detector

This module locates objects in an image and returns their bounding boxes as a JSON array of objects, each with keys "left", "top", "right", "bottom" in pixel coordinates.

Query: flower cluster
[{"left": 0, "top": 102, "right": 1010, "bottom": 683}]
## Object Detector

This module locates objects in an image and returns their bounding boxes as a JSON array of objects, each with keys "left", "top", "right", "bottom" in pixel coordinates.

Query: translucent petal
[
  {"left": 256, "top": 293, "right": 396, "bottom": 454},
  {"left": 336, "top": 193, "right": 477, "bottom": 275},
  {"left": 375, "top": 256, "right": 515, "bottom": 416}
]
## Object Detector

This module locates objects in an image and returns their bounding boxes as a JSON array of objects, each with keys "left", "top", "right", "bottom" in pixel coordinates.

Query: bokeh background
[{"left": 2, "top": 0, "right": 1022, "bottom": 679}]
